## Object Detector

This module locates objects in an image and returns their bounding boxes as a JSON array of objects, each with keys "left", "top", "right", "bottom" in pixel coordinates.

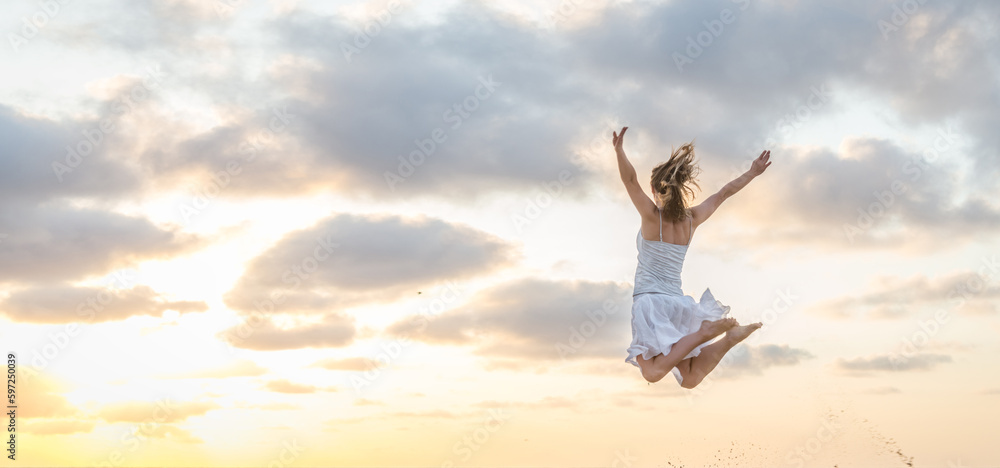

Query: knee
[
  {"left": 680, "top": 374, "right": 703, "bottom": 389},
  {"left": 642, "top": 368, "right": 667, "bottom": 383}
]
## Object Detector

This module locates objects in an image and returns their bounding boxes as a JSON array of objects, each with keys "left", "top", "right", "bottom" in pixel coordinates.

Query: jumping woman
[{"left": 614, "top": 126, "right": 771, "bottom": 388}]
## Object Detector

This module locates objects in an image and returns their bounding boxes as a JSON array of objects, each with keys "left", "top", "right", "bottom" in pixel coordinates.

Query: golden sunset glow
[{"left": 2, "top": 0, "right": 999, "bottom": 467}]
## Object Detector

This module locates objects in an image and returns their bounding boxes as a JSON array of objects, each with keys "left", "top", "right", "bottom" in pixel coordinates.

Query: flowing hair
[{"left": 650, "top": 141, "right": 701, "bottom": 222}]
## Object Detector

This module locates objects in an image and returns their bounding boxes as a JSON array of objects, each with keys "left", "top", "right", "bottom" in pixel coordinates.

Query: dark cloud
[
  {"left": 0, "top": 104, "right": 202, "bottom": 285},
  {"left": 0, "top": 203, "right": 202, "bottom": 284},
  {"left": 0, "top": 105, "right": 139, "bottom": 203},
  {"left": 223, "top": 213, "right": 517, "bottom": 315},
  {"left": 0, "top": 284, "right": 207, "bottom": 324},
  {"left": 386, "top": 277, "right": 634, "bottom": 361},
  {"left": 6, "top": 0, "right": 994, "bottom": 254},
  {"left": 707, "top": 138, "right": 1000, "bottom": 251}
]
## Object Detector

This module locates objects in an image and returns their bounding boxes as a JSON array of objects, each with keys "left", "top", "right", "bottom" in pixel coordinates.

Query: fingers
[{"left": 613, "top": 127, "right": 628, "bottom": 147}]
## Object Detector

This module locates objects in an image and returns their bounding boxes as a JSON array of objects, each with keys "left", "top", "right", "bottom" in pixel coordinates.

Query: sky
[{"left": 1, "top": 0, "right": 999, "bottom": 466}]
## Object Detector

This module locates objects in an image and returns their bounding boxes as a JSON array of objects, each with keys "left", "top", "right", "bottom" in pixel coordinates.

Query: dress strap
[
  {"left": 658, "top": 207, "right": 662, "bottom": 241},
  {"left": 686, "top": 214, "right": 693, "bottom": 246}
]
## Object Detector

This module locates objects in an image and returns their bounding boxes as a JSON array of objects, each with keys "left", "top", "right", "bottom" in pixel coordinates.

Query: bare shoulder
[
  {"left": 689, "top": 202, "right": 708, "bottom": 229},
  {"left": 638, "top": 208, "right": 661, "bottom": 239}
]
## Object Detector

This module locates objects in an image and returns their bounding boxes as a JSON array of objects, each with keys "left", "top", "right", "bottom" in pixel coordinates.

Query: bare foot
[
  {"left": 724, "top": 322, "right": 762, "bottom": 345},
  {"left": 698, "top": 317, "right": 738, "bottom": 339}
]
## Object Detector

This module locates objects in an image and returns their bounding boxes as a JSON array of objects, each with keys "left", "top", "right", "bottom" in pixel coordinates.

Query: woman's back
[{"left": 633, "top": 208, "right": 693, "bottom": 297}]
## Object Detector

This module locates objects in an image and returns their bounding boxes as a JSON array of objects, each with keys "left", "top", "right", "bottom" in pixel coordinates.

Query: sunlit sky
[{"left": 1, "top": 0, "right": 999, "bottom": 466}]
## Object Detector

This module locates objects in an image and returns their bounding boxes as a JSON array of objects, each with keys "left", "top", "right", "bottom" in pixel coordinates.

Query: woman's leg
[
  {"left": 636, "top": 317, "right": 737, "bottom": 383},
  {"left": 679, "top": 322, "right": 762, "bottom": 389}
]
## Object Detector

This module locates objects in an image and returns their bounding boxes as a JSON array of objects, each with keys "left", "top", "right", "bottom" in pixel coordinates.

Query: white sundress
[{"left": 625, "top": 208, "right": 732, "bottom": 386}]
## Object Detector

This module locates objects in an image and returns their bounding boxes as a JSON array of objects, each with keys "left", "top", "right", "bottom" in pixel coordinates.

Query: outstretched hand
[
  {"left": 750, "top": 150, "right": 771, "bottom": 176},
  {"left": 612, "top": 126, "right": 628, "bottom": 153}
]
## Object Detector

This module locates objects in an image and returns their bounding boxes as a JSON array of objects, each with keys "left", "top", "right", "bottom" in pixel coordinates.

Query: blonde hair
[{"left": 650, "top": 141, "right": 701, "bottom": 222}]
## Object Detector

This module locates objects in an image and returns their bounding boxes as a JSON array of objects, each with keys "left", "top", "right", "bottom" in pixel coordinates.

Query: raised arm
[
  {"left": 613, "top": 127, "right": 657, "bottom": 219},
  {"left": 691, "top": 150, "right": 771, "bottom": 227}
]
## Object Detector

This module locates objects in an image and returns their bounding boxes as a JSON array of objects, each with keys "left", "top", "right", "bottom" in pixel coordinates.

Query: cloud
[
  {"left": 0, "top": 104, "right": 139, "bottom": 204},
  {"left": 0, "top": 204, "right": 202, "bottom": 285},
  {"left": 310, "top": 357, "right": 377, "bottom": 371},
  {"left": 98, "top": 400, "right": 219, "bottom": 423},
  {"left": 1, "top": 284, "right": 208, "bottom": 323},
  {"left": 0, "top": 104, "right": 202, "bottom": 286},
  {"left": 712, "top": 139, "right": 1000, "bottom": 252},
  {"left": 16, "top": 367, "right": 80, "bottom": 419},
  {"left": 810, "top": 268, "right": 1000, "bottom": 319},
  {"left": 261, "top": 4, "right": 605, "bottom": 202},
  {"left": 386, "top": 277, "right": 634, "bottom": 361},
  {"left": 353, "top": 398, "right": 384, "bottom": 407},
  {"left": 262, "top": 379, "right": 336, "bottom": 394},
  {"left": 217, "top": 313, "right": 356, "bottom": 351},
  {"left": 4, "top": 1, "right": 994, "bottom": 255},
  {"left": 224, "top": 213, "right": 517, "bottom": 316},
  {"left": 711, "top": 343, "right": 815, "bottom": 377},
  {"left": 235, "top": 402, "right": 301, "bottom": 411},
  {"left": 835, "top": 352, "right": 952, "bottom": 374},
  {"left": 20, "top": 419, "right": 97, "bottom": 435},
  {"left": 144, "top": 425, "right": 203, "bottom": 444}
]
